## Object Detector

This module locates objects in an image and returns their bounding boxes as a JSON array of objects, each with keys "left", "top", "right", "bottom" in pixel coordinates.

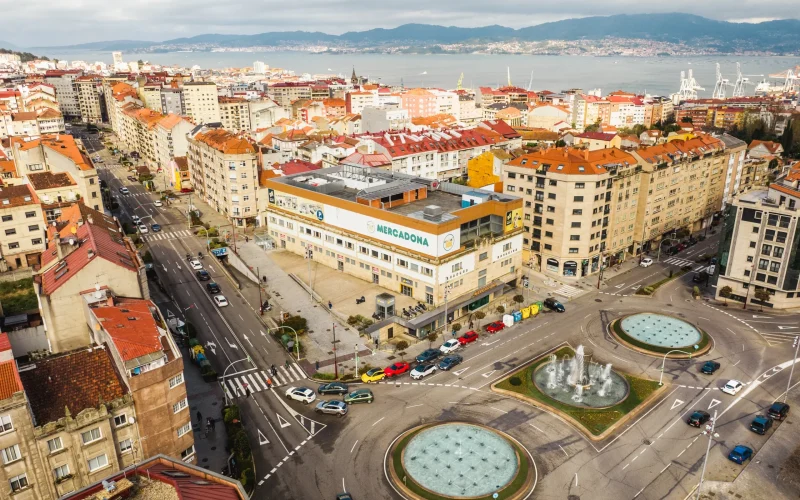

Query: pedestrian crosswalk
[
  {"left": 222, "top": 364, "right": 306, "bottom": 399},
  {"left": 141, "top": 229, "right": 193, "bottom": 242},
  {"left": 554, "top": 284, "right": 582, "bottom": 298},
  {"left": 663, "top": 257, "right": 696, "bottom": 267},
  {"left": 119, "top": 192, "right": 153, "bottom": 199}
]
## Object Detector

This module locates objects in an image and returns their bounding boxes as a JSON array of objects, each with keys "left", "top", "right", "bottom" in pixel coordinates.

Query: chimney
[
  {"left": 87, "top": 213, "right": 93, "bottom": 225},
  {"left": 584, "top": 150, "right": 589, "bottom": 161},
  {"left": 54, "top": 233, "right": 63, "bottom": 260},
  {"left": 77, "top": 218, "right": 84, "bottom": 226}
]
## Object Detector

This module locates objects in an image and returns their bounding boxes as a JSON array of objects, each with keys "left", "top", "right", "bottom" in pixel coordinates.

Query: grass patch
[
  {"left": 611, "top": 319, "right": 710, "bottom": 355},
  {"left": 495, "top": 347, "right": 661, "bottom": 436},
  {"left": 636, "top": 269, "right": 688, "bottom": 295},
  {"left": 0, "top": 277, "right": 38, "bottom": 315},
  {"left": 392, "top": 426, "right": 531, "bottom": 500}
]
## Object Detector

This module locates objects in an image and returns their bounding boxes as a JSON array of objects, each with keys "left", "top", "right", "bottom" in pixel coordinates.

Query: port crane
[
  {"left": 732, "top": 62, "right": 763, "bottom": 98},
  {"left": 675, "top": 69, "right": 704, "bottom": 101},
  {"left": 711, "top": 63, "right": 733, "bottom": 99},
  {"left": 768, "top": 69, "right": 799, "bottom": 93},
  {"left": 507, "top": 67, "right": 512, "bottom": 87}
]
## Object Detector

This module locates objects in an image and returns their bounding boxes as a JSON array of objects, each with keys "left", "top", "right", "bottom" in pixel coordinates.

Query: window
[
  {"left": 114, "top": 414, "right": 127, "bottom": 427},
  {"left": 570, "top": 235, "right": 580, "bottom": 241},
  {"left": 752, "top": 226, "right": 759, "bottom": 233},
  {"left": 571, "top": 222, "right": 581, "bottom": 228},
  {"left": 547, "top": 193, "right": 556, "bottom": 200},
  {"left": 9, "top": 473, "right": 27, "bottom": 492},
  {"left": 573, "top": 196, "right": 584, "bottom": 202},
  {"left": 421, "top": 267, "right": 433, "bottom": 277},
  {"left": 479, "top": 252, "right": 488, "bottom": 261},
  {"left": 1, "top": 215, "right": 11, "bottom": 222},
  {"left": 774, "top": 247, "right": 784, "bottom": 258},
  {"left": 765, "top": 229, "right": 775, "bottom": 241},
  {"left": 382, "top": 254, "right": 391, "bottom": 262},
  {"left": 4, "top": 229, "right": 15, "bottom": 236},
  {"left": 575, "top": 182, "right": 585, "bottom": 189},
  {"left": 0, "top": 415, "right": 11, "bottom": 433},
  {"left": 47, "top": 436, "right": 63, "bottom": 453},
  {"left": 1, "top": 444, "right": 21, "bottom": 464},
  {"left": 173, "top": 398, "right": 188, "bottom": 414},
  {"left": 53, "top": 464, "right": 70, "bottom": 480},
  {"left": 119, "top": 438, "right": 132, "bottom": 453},
  {"left": 777, "top": 232, "right": 787, "bottom": 244},
  {"left": 572, "top": 209, "right": 582, "bottom": 215},
  {"left": 90, "top": 178, "right": 95, "bottom": 185},
  {"left": 87, "top": 453, "right": 109, "bottom": 472},
  {"left": 569, "top": 248, "right": 579, "bottom": 254},
  {"left": 762, "top": 244, "right": 772, "bottom": 256},
  {"left": 503, "top": 242, "right": 512, "bottom": 251},
  {"left": 177, "top": 423, "right": 191, "bottom": 437},
  {"left": 545, "top": 231, "right": 553, "bottom": 238},
  {"left": 371, "top": 250, "right": 379, "bottom": 258},
  {"left": 8, "top": 242, "right": 18, "bottom": 250},
  {"left": 770, "top": 261, "right": 781, "bottom": 273},
  {"left": 546, "top": 218, "right": 554, "bottom": 225},
  {"left": 181, "top": 445, "right": 196, "bottom": 460},
  {"left": 28, "top": 224, "right": 39, "bottom": 232},
  {"left": 759, "top": 258, "right": 769, "bottom": 270},
  {"left": 749, "top": 241, "right": 757, "bottom": 248},
  {"left": 544, "top": 244, "right": 552, "bottom": 251},
  {"left": 169, "top": 373, "right": 184, "bottom": 389},
  {"left": 31, "top": 238, "right": 42, "bottom": 245},
  {"left": 81, "top": 427, "right": 102, "bottom": 444},
  {"left": 452, "top": 262, "right": 462, "bottom": 272}
]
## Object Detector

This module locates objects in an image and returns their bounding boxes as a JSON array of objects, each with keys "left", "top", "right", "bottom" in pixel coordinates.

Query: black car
[
  {"left": 318, "top": 382, "right": 349, "bottom": 395},
  {"left": 206, "top": 282, "right": 221, "bottom": 293},
  {"left": 543, "top": 297, "right": 565, "bottom": 312},
  {"left": 415, "top": 348, "right": 441, "bottom": 364},
  {"left": 693, "top": 271, "right": 709, "bottom": 283},
  {"left": 700, "top": 361, "right": 720, "bottom": 374},
  {"left": 196, "top": 270, "right": 211, "bottom": 281},
  {"left": 687, "top": 410, "right": 711, "bottom": 427},
  {"left": 436, "top": 354, "right": 463, "bottom": 371},
  {"left": 767, "top": 402, "right": 790, "bottom": 421}
]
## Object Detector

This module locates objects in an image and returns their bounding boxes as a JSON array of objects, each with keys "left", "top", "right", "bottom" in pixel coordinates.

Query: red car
[
  {"left": 458, "top": 331, "right": 479, "bottom": 345},
  {"left": 384, "top": 362, "right": 410, "bottom": 378},
  {"left": 486, "top": 321, "right": 505, "bottom": 334}
]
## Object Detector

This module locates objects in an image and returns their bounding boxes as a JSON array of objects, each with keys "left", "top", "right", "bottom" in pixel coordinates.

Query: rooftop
[
  {"left": 18, "top": 345, "right": 128, "bottom": 426},
  {"left": 12, "top": 134, "right": 94, "bottom": 171},
  {"left": 0, "top": 184, "right": 37, "bottom": 208},
  {"left": 192, "top": 127, "right": 255, "bottom": 155},
  {"left": 508, "top": 147, "right": 637, "bottom": 175},
  {"left": 28, "top": 171, "right": 76, "bottom": 190},
  {"left": 89, "top": 297, "right": 165, "bottom": 363}
]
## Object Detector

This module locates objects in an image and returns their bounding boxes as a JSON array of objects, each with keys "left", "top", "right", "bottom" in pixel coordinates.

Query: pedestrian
[
  {"left": 285, "top": 359, "right": 290, "bottom": 369},
  {"left": 245, "top": 236, "right": 249, "bottom": 243},
  {"left": 266, "top": 378, "right": 272, "bottom": 389},
  {"left": 196, "top": 410, "right": 202, "bottom": 423},
  {"left": 328, "top": 301, "right": 333, "bottom": 310},
  {"left": 246, "top": 387, "right": 251, "bottom": 398},
  {"left": 211, "top": 418, "right": 216, "bottom": 430},
  {"left": 452, "top": 330, "right": 457, "bottom": 339}
]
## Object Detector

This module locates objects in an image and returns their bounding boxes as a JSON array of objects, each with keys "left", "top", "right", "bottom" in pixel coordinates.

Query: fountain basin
[
  {"left": 619, "top": 313, "right": 701, "bottom": 349},
  {"left": 533, "top": 361, "right": 629, "bottom": 409}
]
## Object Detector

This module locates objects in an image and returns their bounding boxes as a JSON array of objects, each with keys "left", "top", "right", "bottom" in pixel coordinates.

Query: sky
[{"left": 0, "top": 0, "right": 793, "bottom": 47}]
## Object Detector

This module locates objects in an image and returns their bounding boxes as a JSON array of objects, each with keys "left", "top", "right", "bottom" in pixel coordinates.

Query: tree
[
  {"left": 137, "top": 59, "right": 144, "bottom": 65},
  {"left": 754, "top": 288, "right": 771, "bottom": 311},
  {"left": 425, "top": 331, "right": 438, "bottom": 348},
  {"left": 584, "top": 121, "right": 601, "bottom": 133},
  {"left": 512, "top": 294, "right": 525, "bottom": 310},
  {"left": 395, "top": 340, "right": 409, "bottom": 361},
  {"left": 681, "top": 116, "right": 693, "bottom": 124},
  {"left": 451, "top": 323, "right": 462, "bottom": 337},
  {"left": 496, "top": 305, "right": 505, "bottom": 315},
  {"left": 769, "top": 158, "right": 780, "bottom": 171},
  {"left": 555, "top": 139, "right": 566, "bottom": 147},
  {"left": 719, "top": 286, "right": 732, "bottom": 305},
  {"left": 474, "top": 311, "right": 486, "bottom": 328}
]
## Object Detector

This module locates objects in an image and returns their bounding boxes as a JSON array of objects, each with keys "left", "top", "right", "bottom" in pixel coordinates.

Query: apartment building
[
  {"left": 187, "top": 125, "right": 258, "bottom": 226},
  {"left": 160, "top": 87, "right": 185, "bottom": 116},
  {"left": 182, "top": 81, "right": 221, "bottom": 125},
  {"left": 139, "top": 82, "right": 163, "bottom": 112},
  {"left": 476, "top": 86, "right": 537, "bottom": 109},
  {"left": 269, "top": 82, "right": 312, "bottom": 108},
  {"left": 35, "top": 109, "right": 65, "bottom": 135},
  {"left": 0, "top": 184, "right": 45, "bottom": 270},
  {"left": 361, "top": 104, "right": 410, "bottom": 133},
  {"left": 219, "top": 97, "right": 250, "bottom": 132},
  {"left": 43, "top": 70, "right": 82, "bottom": 119},
  {"left": 264, "top": 165, "right": 523, "bottom": 337},
  {"left": 105, "top": 81, "right": 141, "bottom": 137},
  {"left": 154, "top": 114, "right": 193, "bottom": 171},
  {"left": 9, "top": 134, "right": 104, "bottom": 212},
  {"left": 73, "top": 77, "right": 103, "bottom": 124},
  {"left": 399, "top": 88, "right": 438, "bottom": 118}
]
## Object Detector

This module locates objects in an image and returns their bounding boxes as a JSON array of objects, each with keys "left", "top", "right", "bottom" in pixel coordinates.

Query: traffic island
[
  {"left": 386, "top": 422, "right": 536, "bottom": 500},
  {"left": 492, "top": 345, "right": 664, "bottom": 440},
  {"left": 610, "top": 312, "right": 712, "bottom": 358}
]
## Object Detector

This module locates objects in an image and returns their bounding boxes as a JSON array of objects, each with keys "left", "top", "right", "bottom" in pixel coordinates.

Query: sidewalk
[
  {"left": 523, "top": 255, "right": 651, "bottom": 301},
  {"left": 183, "top": 347, "right": 229, "bottom": 474}
]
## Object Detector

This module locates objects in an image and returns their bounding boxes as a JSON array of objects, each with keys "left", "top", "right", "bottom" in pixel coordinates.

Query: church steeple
[{"left": 351, "top": 66, "right": 358, "bottom": 85}]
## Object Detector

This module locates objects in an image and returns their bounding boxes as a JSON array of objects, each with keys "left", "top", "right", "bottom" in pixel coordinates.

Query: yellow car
[{"left": 361, "top": 368, "right": 385, "bottom": 383}]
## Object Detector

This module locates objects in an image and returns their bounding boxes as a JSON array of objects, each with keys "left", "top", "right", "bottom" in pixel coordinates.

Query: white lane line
[
  {"left": 622, "top": 463, "right": 629, "bottom": 470},
  {"left": 490, "top": 407, "right": 508, "bottom": 414},
  {"left": 677, "top": 449, "right": 685, "bottom": 458},
  {"left": 558, "top": 444, "right": 568, "bottom": 457},
  {"left": 407, "top": 404, "right": 423, "bottom": 409},
  {"left": 372, "top": 417, "right": 385, "bottom": 426},
  {"left": 351, "top": 440, "right": 358, "bottom": 453},
  {"left": 529, "top": 424, "right": 544, "bottom": 433}
]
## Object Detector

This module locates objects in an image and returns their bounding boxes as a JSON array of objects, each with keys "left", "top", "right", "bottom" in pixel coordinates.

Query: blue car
[
  {"left": 415, "top": 348, "right": 441, "bottom": 364},
  {"left": 728, "top": 445, "right": 753, "bottom": 464},
  {"left": 151, "top": 223, "right": 161, "bottom": 232}
]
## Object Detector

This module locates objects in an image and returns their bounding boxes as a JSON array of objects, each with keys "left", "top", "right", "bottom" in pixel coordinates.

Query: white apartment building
[
  {"left": 361, "top": 104, "right": 411, "bottom": 133},
  {"left": 219, "top": 97, "right": 250, "bottom": 132},
  {"left": 182, "top": 82, "right": 221, "bottom": 125},
  {"left": 74, "top": 77, "right": 103, "bottom": 124},
  {"left": 43, "top": 71, "right": 82, "bottom": 119}
]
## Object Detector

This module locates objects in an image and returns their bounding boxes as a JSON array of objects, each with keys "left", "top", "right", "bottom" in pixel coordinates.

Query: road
[{"left": 86, "top": 130, "right": 800, "bottom": 499}]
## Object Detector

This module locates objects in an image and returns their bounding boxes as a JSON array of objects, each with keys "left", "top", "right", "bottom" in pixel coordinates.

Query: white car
[
  {"left": 410, "top": 364, "right": 437, "bottom": 380},
  {"left": 440, "top": 339, "right": 461, "bottom": 354},
  {"left": 131, "top": 215, "right": 141, "bottom": 224},
  {"left": 189, "top": 259, "right": 203, "bottom": 270},
  {"left": 137, "top": 224, "right": 148, "bottom": 233},
  {"left": 154, "top": 200, "right": 163, "bottom": 207},
  {"left": 640, "top": 257, "right": 654, "bottom": 267},
  {"left": 722, "top": 380, "right": 744, "bottom": 395},
  {"left": 708, "top": 265, "right": 716, "bottom": 275},
  {"left": 285, "top": 387, "right": 316, "bottom": 404},
  {"left": 213, "top": 295, "right": 228, "bottom": 307}
]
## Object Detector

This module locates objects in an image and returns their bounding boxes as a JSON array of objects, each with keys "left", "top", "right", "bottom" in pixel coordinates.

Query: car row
[{"left": 285, "top": 385, "right": 376, "bottom": 419}]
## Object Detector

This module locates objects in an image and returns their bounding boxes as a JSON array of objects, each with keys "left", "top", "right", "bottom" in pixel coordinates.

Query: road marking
[
  {"left": 708, "top": 399, "right": 722, "bottom": 410},
  {"left": 350, "top": 440, "right": 358, "bottom": 453},
  {"left": 529, "top": 424, "right": 544, "bottom": 433},
  {"left": 277, "top": 414, "right": 291, "bottom": 428},
  {"left": 258, "top": 429, "right": 269, "bottom": 445},
  {"left": 490, "top": 406, "right": 508, "bottom": 414},
  {"left": 677, "top": 449, "right": 685, "bottom": 458},
  {"left": 452, "top": 367, "right": 469, "bottom": 376},
  {"left": 372, "top": 417, "right": 385, "bottom": 426},
  {"left": 482, "top": 370, "right": 497, "bottom": 378},
  {"left": 670, "top": 398, "right": 684, "bottom": 410},
  {"left": 342, "top": 478, "right": 346, "bottom": 493},
  {"left": 558, "top": 444, "right": 568, "bottom": 457},
  {"left": 622, "top": 463, "right": 629, "bottom": 470},
  {"left": 778, "top": 326, "right": 799, "bottom": 330},
  {"left": 407, "top": 404, "right": 423, "bottom": 409}
]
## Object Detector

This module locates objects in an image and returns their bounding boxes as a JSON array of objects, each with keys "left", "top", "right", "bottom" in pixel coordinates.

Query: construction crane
[
  {"left": 456, "top": 73, "right": 464, "bottom": 91},
  {"left": 769, "top": 69, "right": 799, "bottom": 93},
  {"left": 711, "top": 63, "right": 733, "bottom": 99},
  {"left": 732, "top": 62, "right": 763, "bottom": 98}
]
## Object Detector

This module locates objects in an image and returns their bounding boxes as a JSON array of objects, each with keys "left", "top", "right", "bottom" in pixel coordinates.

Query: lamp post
[
  {"left": 221, "top": 357, "right": 250, "bottom": 406},
  {"left": 785, "top": 336, "right": 800, "bottom": 403},
  {"left": 659, "top": 349, "right": 693, "bottom": 386},
  {"left": 270, "top": 325, "right": 299, "bottom": 362},
  {"left": 639, "top": 222, "right": 649, "bottom": 264},
  {"left": 442, "top": 280, "right": 451, "bottom": 336},
  {"left": 695, "top": 410, "right": 718, "bottom": 500},
  {"left": 742, "top": 263, "right": 756, "bottom": 310}
]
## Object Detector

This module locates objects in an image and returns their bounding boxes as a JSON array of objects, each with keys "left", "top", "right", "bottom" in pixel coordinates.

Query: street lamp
[
  {"left": 659, "top": 349, "right": 693, "bottom": 386},
  {"left": 695, "top": 410, "right": 719, "bottom": 500},
  {"left": 270, "top": 325, "right": 300, "bottom": 362},
  {"left": 785, "top": 336, "right": 800, "bottom": 403},
  {"left": 221, "top": 357, "right": 251, "bottom": 406}
]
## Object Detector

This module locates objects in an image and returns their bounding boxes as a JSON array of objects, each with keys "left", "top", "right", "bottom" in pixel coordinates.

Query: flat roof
[{"left": 739, "top": 189, "right": 769, "bottom": 204}]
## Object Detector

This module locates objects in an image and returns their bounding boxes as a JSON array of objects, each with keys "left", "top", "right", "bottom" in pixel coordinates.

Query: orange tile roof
[
  {"left": 13, "top": 134, "right": 94, "bottom": 171},
  {"left": 12, "top": 111, "right": 37, "bottom": 121},
  {"left": 0, "top": 159, "right": 17, "bottom": 177},
  {"left": 785, "top": 161, "right": 800, "bottom": 182},
  {"left": 157, "top": 113, "right": 183, "bottom": 130},
  {"left": 259, "top": 168, "right": 280, "bottom": 185},
  {"left": 37, "top": 108, "right": 62, "bottom": 119},
  {"left": 0, "top": 184, "right": 38, "bottom": 208},
  {"left": 90, "top": 298, "right": 162, "bottom": 362},
  {"left": 508, "top": 147, "right": 636, "bottom": 175},
  {"left": 0, "top": 360, "right": 22, "bottom": 401},
  {"left": 28, "top": 171, "right": 76, "bottom": 190},
  {"left": 749, "top": 140, "right": 783, "bottom": 154},
  {"left": 194, "top": 129, "right": 256, "bottom": 155}
]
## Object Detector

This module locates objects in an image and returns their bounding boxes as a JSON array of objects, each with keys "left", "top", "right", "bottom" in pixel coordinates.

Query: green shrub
[
  {"left": 282, "top": 315, "right": 308, "bottom": 335},
  {"left": 142, "top": 250, "right": 153, "bottom": 263},
  {"left": 509, "top": 376, "right": 522, "bottom": 386},
  {"left": 693, "top": 286, "right": 701, "bottom": 297},
  {"left": 223, "top": 405, "right": 240, "bottom": 424},
  {"left": 496, "top": 305, "right": 505, "bottom": 314},
  {"left": 240, "top": 468, "right": 255, "bottom": 491},
  {"left": 347, "top": 315, "right": 359, "bottom": 326}
]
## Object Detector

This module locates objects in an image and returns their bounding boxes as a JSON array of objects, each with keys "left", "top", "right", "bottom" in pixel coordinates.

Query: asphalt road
[{"left": 89, "top": 132, "right": 800, "bottom": 499}]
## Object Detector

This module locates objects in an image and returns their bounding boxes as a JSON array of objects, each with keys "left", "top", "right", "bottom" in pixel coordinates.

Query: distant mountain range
[{"left": 29, "top": 14, "right": 800, "bottom": 53}]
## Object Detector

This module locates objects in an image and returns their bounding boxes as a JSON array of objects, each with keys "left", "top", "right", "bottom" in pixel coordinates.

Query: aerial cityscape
[{"left": 1, "top": 4, "right": 800, "bottom": 500}]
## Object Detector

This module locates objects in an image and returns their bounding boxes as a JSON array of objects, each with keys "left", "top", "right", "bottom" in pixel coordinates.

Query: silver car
[{"left": 315, "top": 400, "right": 348, "bottom": 416}]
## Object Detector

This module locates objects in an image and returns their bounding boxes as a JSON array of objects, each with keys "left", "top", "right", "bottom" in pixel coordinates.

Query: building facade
[{"left": 182, "top": 82, "right": 221, "bottom": 125}]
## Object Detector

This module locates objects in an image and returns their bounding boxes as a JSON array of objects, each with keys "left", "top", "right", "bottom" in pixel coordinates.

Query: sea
[{"left": 45, "top": 50, "right": 800, "bottom": 97}]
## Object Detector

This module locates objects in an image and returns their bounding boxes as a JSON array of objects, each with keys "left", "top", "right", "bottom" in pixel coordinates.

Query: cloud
[{"left": 0, "top": 0, "right": 796, "bottom": 47}]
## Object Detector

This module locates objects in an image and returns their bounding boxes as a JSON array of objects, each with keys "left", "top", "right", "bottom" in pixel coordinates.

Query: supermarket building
[{"left": 263, "top": 165, "right": 523, "bottom": 336}]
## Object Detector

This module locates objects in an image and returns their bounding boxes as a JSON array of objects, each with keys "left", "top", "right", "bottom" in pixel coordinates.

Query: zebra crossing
[
  {"left": 554, "top": 284, "right": 583, "bottom": 298},
  {"left": 141, "top": 229, "right": 193, "bottom": 242},
  {"left": 663, "top": 257, "right": 696, "bottom": 267},
  {"left": 222, "top": 363, "right": 307, "bottom": 399},
  {"left": 119, "top": 192, "right": 152, "bottom": 199}
]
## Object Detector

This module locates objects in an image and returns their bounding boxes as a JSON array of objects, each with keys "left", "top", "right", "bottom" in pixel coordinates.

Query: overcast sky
[{"left": 0, "top": 0, "right": 793, "bottom": 47}]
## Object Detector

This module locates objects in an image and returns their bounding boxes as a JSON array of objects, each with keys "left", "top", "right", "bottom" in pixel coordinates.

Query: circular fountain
[
  {"left": 533, "top": 345, "right": 629, "bottom": 408},
  {"left": 619, "top": 313, "right": 702, "bottom": 349}
]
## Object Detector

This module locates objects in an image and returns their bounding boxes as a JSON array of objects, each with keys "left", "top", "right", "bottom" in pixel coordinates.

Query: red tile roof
[
  {"left": 577, "top": 131, "right": 618, "bottom": 141},
  {"left": 749, "top": 140, "right": 783, "bottom": 154},
  {"left": 342, "top": 151, "right": 391, "bottom": 167},
  {"left": 278, "top": 159, "right": 321, "bottom": 175},
  {"left": 193, "top": 129, "right": 256, "bottom": 155},
  {"left": 508, "top": 147, "right": 637, "bottom": 175},
  {"left": 0, "top": 360, "right": 22, "bottom": 401},
  {"left": 90, "top": 298, "right": 162, "bottom": 362},
  {"left": 373, "top": 128, "right": 506, "bottom": 158},
  {"left": 0, "top": 184, "right": 38, "bottom": 208},
  {"left": 479, "top": 120, "right": 521, "bottom": 139},
  {"left": 18, "top": 345, "right": 128, "bottom": 425},
  {"left": 0, "top": 332, "right": 10, "bottom": 353}
]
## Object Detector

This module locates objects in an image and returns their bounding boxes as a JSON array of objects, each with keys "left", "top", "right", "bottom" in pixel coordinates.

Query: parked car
[
  {"left": 336, "top": 494, "right": 353, "bottom": 500},
  {"left": 693, "top": 271, "right": 709, "bottom": 283},
  {"left": 206, "top": 282, "right": 221, "bottom": 294},
  {"left": 767, "top": 402, "right": 790, "bottom": 421},
  {"left": 687, "top": 410, "right": 711, "bottom": 427},
  {"left": 700, "top": 361, "right": 720, "bottom": 374},
  {"left": 750, "top": 415, "right": 773, "bottom": 435},
  {"left": 213, "top": 295, "right": 228, "bottom": 307},
  {"left": 344, "top": 388, "right": 374, "bottom": 404},
  {"left": 285, "top": 387, "right": 316, "bottom": 404},
  {"left": 318, "top": 382, "right": 349, "bottom": 395},
  {"left": 315, "top": 400, "right": 348, "bottom": 417},
  {"left": 458, "top": 331, "right": 479, "bottom": 345},
  {"left": 415, "top": 348, "right": 441, "bottom": 364},
  {"left": 131, "top": 215, "right": 141, "bottom": 224},
  {"left": 708, "top": 265, "right": 716, "bottom": 275},
  {"left": 196, "top": 270, "right": 211, "bottom": 281},
  {"left": 543, "top": 297, "right": 565, "bottom": 312},
  {"left": 127, "top": 175, "right": 137, "bottom": 182},
  {"left": 410, "top": 364, "right": 437, "bottom": 380},
  {"left": 361, "top": 368, "right": 385, "bottom": 383},
  {"left": 722, "top": 380, "right": 744, "bottom": 395},
  {"left": 640, "top": 257, "right": 654, "bottom": 267},
  {"left": 437, "top": 354, "right": 463, "bottom": 371},
  {"left": 486, "top": 321, "right": 505, "bottom": 334},
  {"left": 677, "top": 243, "right": 687, "bottom": 252},
  {"left": 727, "top": 445, "right": 753, "bottom": 464},
  {"left": 384, "top": 362, "right": 410, "bottom": 378},
  {"left": 119, "top": 187, "right": 129, "bottom": 194},
  {"left": 440, "top": 339, "right": 461, "bottom": 354},
  {"left": 151, "top": 223, "right": 161, "bottom": 232},
  {"left": 154, "top": 200, "right": 163, "bottom": 207},
  {"left": 137, "top": 224, "right": 148, "bottom": 233},
  {"left": 189, "top": 259, "right": 203, "bottom": 270}
]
